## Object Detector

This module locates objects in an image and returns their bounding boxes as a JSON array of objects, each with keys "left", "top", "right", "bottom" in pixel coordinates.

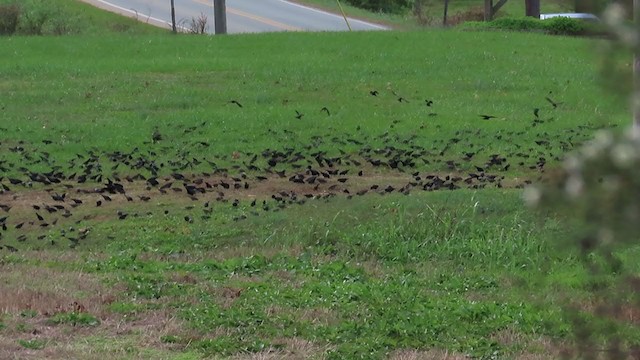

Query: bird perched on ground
[
  {"left": 545, "top": 96, "right": 562, "bottom": 109},
  {"left": 151, "top": 129, "right": 162, "bottom": 143}
]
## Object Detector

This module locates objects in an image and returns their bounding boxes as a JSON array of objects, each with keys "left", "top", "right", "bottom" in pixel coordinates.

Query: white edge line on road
[
  {"left": 85, "top": 0, "right": 188, "bottom": 31},
  {"left": 276, "top": 0, "right": 388, "bottom": 30}
]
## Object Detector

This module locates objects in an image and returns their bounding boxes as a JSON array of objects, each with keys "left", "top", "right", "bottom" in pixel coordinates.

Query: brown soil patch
[
  {"left": 491, "top": 328, "right": 567, "bottom": 360},
  {"left": 228, "top": 337, "right": 333, "bottom": 360},
  {"left": 0, "top": 305, "right": 190, "bottom": 360},
  {"left": 0, "top": 264, "right": 112, "bottom": 317}
]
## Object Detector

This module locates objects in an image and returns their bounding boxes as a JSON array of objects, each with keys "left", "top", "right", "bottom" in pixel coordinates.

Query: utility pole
[
  {"left": 635, "top": 0, "right": 640, "bottom": 134},
  {"left": 213, "top": 0, "right": 227, "bottom": 34},
  {"left": 170, "top": 0, "right": 176, "bottom": 33}
]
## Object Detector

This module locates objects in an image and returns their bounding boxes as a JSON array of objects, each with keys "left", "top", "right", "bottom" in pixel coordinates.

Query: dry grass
[
  {"left": 0, "top": 263, "right": 113, "bottom": 317},
  {"left": 492, "top": 327, "right": 566, "bottom": 360},
  {"left": 0, "top": 260, "right": 195, "bottom": 359},
  {"left": 389, "top": 348, "right": 469, "bottom": 360},
  {"left": 227, "top": 337, "right": 332, "bottom": 360},
  {"left": 0, "top": 307, "right": 190, "bottom": 360}
]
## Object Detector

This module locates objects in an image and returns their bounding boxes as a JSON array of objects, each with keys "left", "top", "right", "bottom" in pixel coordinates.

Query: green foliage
[
  {"left": 17, "top": 339, "right": 46, "bottom": 350},
  {"left": 20, "top": 309, "right": 38, "bottom": 318},
  {"left": 462, "top": 16, "right": 604, "bottom": 37},
  {"left": 490, "top": 17, "right": 546, "bottom": 32},
  {"left": 0, "top": 3, "right": 19, "bottom": 35},
  {"left": 194, "top": 336, "right": 270, "bottom": 357},
  {"left": 160, "top": 335, "right": 180, "bottom": 344},
  {"left": 47, "top": 311, "right": 101, "bottom": 327},
  {"left": 0, "top": 0, "right": 165, "bottom": 36},
  {"left": 544, "top": 16, "right": 587, "bottom": 35},
  {"left": 341, "top": 0, "right": 411, "bottom": 14},
  {"left": 530, "top": 130, "right": 640, "bottom": 266},
  {"left": 529, "top": 129, "right": 640, "bottom": 357},
  {"left": 15, "top": 322, "right": 34, "bottom": 333}
]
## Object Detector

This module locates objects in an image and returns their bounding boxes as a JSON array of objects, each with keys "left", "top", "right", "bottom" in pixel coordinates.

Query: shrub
[
  {"left": 342, "top": 0, "right": 411, "bottom": 14},
  {"left": 18, "top": 2, "right": 51, "bottom": 35},
  {"left": 180, "top": 12, "right": 208, "bottom": 34},
  {"left": 0, "top": 3, "right": 19, "bottom": 35},
  {"left": 45, "top": 15, "right": 80, "bottom": 36},
  {"left": 0, "top": 0, "right": 77, "bottom": 36},
  {"left": 412, "top": 0, "right": 435, "bottom": 26},
  {"left": 490, "top": 17, "right": 546, "bottom": 32},
  {"left": 446, "top": 7, "right": 486, "bottom": 26},
  {"left": 460, "top": 16, "right": 607, "bottom": 37},
  {"left": 543, "top": 16, "right": 586, "bottom": 35}
]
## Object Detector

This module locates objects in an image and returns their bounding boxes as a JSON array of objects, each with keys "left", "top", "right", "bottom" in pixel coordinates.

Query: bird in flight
[
  {"left": 479, "top": 114, "right": 497, "bottom": 120},
  {"left": 229, "top": 100, "right": 243, "bottom": 108}
]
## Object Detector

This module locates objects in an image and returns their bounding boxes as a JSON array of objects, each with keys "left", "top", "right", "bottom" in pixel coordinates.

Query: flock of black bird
[{"left": 0, "top": 88, "right": 609, "bottom": 251}]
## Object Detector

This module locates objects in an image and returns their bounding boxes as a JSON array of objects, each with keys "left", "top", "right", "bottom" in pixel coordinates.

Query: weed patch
[
  {"left": 17, "top": 338, "right": 46, "bottom": 350},
  {"left": 47, "top": 311, "right": 100, "bottom": 327}
]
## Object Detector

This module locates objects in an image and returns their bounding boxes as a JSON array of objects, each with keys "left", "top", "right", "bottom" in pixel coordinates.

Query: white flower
[
  {"left": 565, "top": 175, "right": 584, "bottom": 199},
  {"left": 611, "top": 143, "right": 636, "bottom": 168}
]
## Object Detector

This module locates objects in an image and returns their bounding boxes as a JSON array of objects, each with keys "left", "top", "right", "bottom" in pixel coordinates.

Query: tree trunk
[
  {"left": 443, "top": 0, "right": 449, "bottom": 26},
  {"left": 525, "top": 0, "right": 540, "bottom": 18}
]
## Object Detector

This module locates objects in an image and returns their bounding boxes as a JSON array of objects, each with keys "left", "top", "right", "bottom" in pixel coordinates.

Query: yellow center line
[{"left": 192, "top": 0, "right": 302, "bottom": 31}]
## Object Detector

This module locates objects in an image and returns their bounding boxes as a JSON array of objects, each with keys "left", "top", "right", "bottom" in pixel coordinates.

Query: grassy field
[{"left": 0, "top": 3, "right": 638, "bottom": 359}]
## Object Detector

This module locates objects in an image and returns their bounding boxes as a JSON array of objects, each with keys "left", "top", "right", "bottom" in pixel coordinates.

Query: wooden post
[
  {"left": 484, "top": 0, "right": 493, "bottom": 21},
  {"left": 170, "top": 0, "right": 176, "bottom": 33},
  {"left": 443, "top": 0, "right": 450, "bottom": 26},
  {"left": 213, "top": 0, "right": 227, "bottom": 34}
]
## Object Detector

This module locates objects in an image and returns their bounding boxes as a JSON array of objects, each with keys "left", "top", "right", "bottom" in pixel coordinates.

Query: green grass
[
  {"left": 0, "top": 7, "right": 639, "bottom": 359},
  {"left": 0, "top": 30, "right": 625, "bottom": 180},
  {"left": 46, "top": 311, "right": 101, "bottom": 327},
  {"left": 17, "top": 339, "right": 46, "bottom": 350}
]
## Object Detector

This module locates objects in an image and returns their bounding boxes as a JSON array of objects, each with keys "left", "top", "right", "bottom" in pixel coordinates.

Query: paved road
[{"left": 84, "top": 0, "right": 387, "bottom": 33}]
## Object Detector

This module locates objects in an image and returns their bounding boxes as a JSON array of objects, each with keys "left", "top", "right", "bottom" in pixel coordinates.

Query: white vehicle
[{"left": 539, "top": 13, "right": 600, "bottom": 22}]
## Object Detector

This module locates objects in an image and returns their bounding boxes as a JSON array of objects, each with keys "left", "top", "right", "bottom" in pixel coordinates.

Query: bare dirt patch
[
  {"left": 0, "top": 264, "right": 111, "bottom": 317},
  {"left": 228, "top": 337, "right": 333, "bottom": 360}
]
